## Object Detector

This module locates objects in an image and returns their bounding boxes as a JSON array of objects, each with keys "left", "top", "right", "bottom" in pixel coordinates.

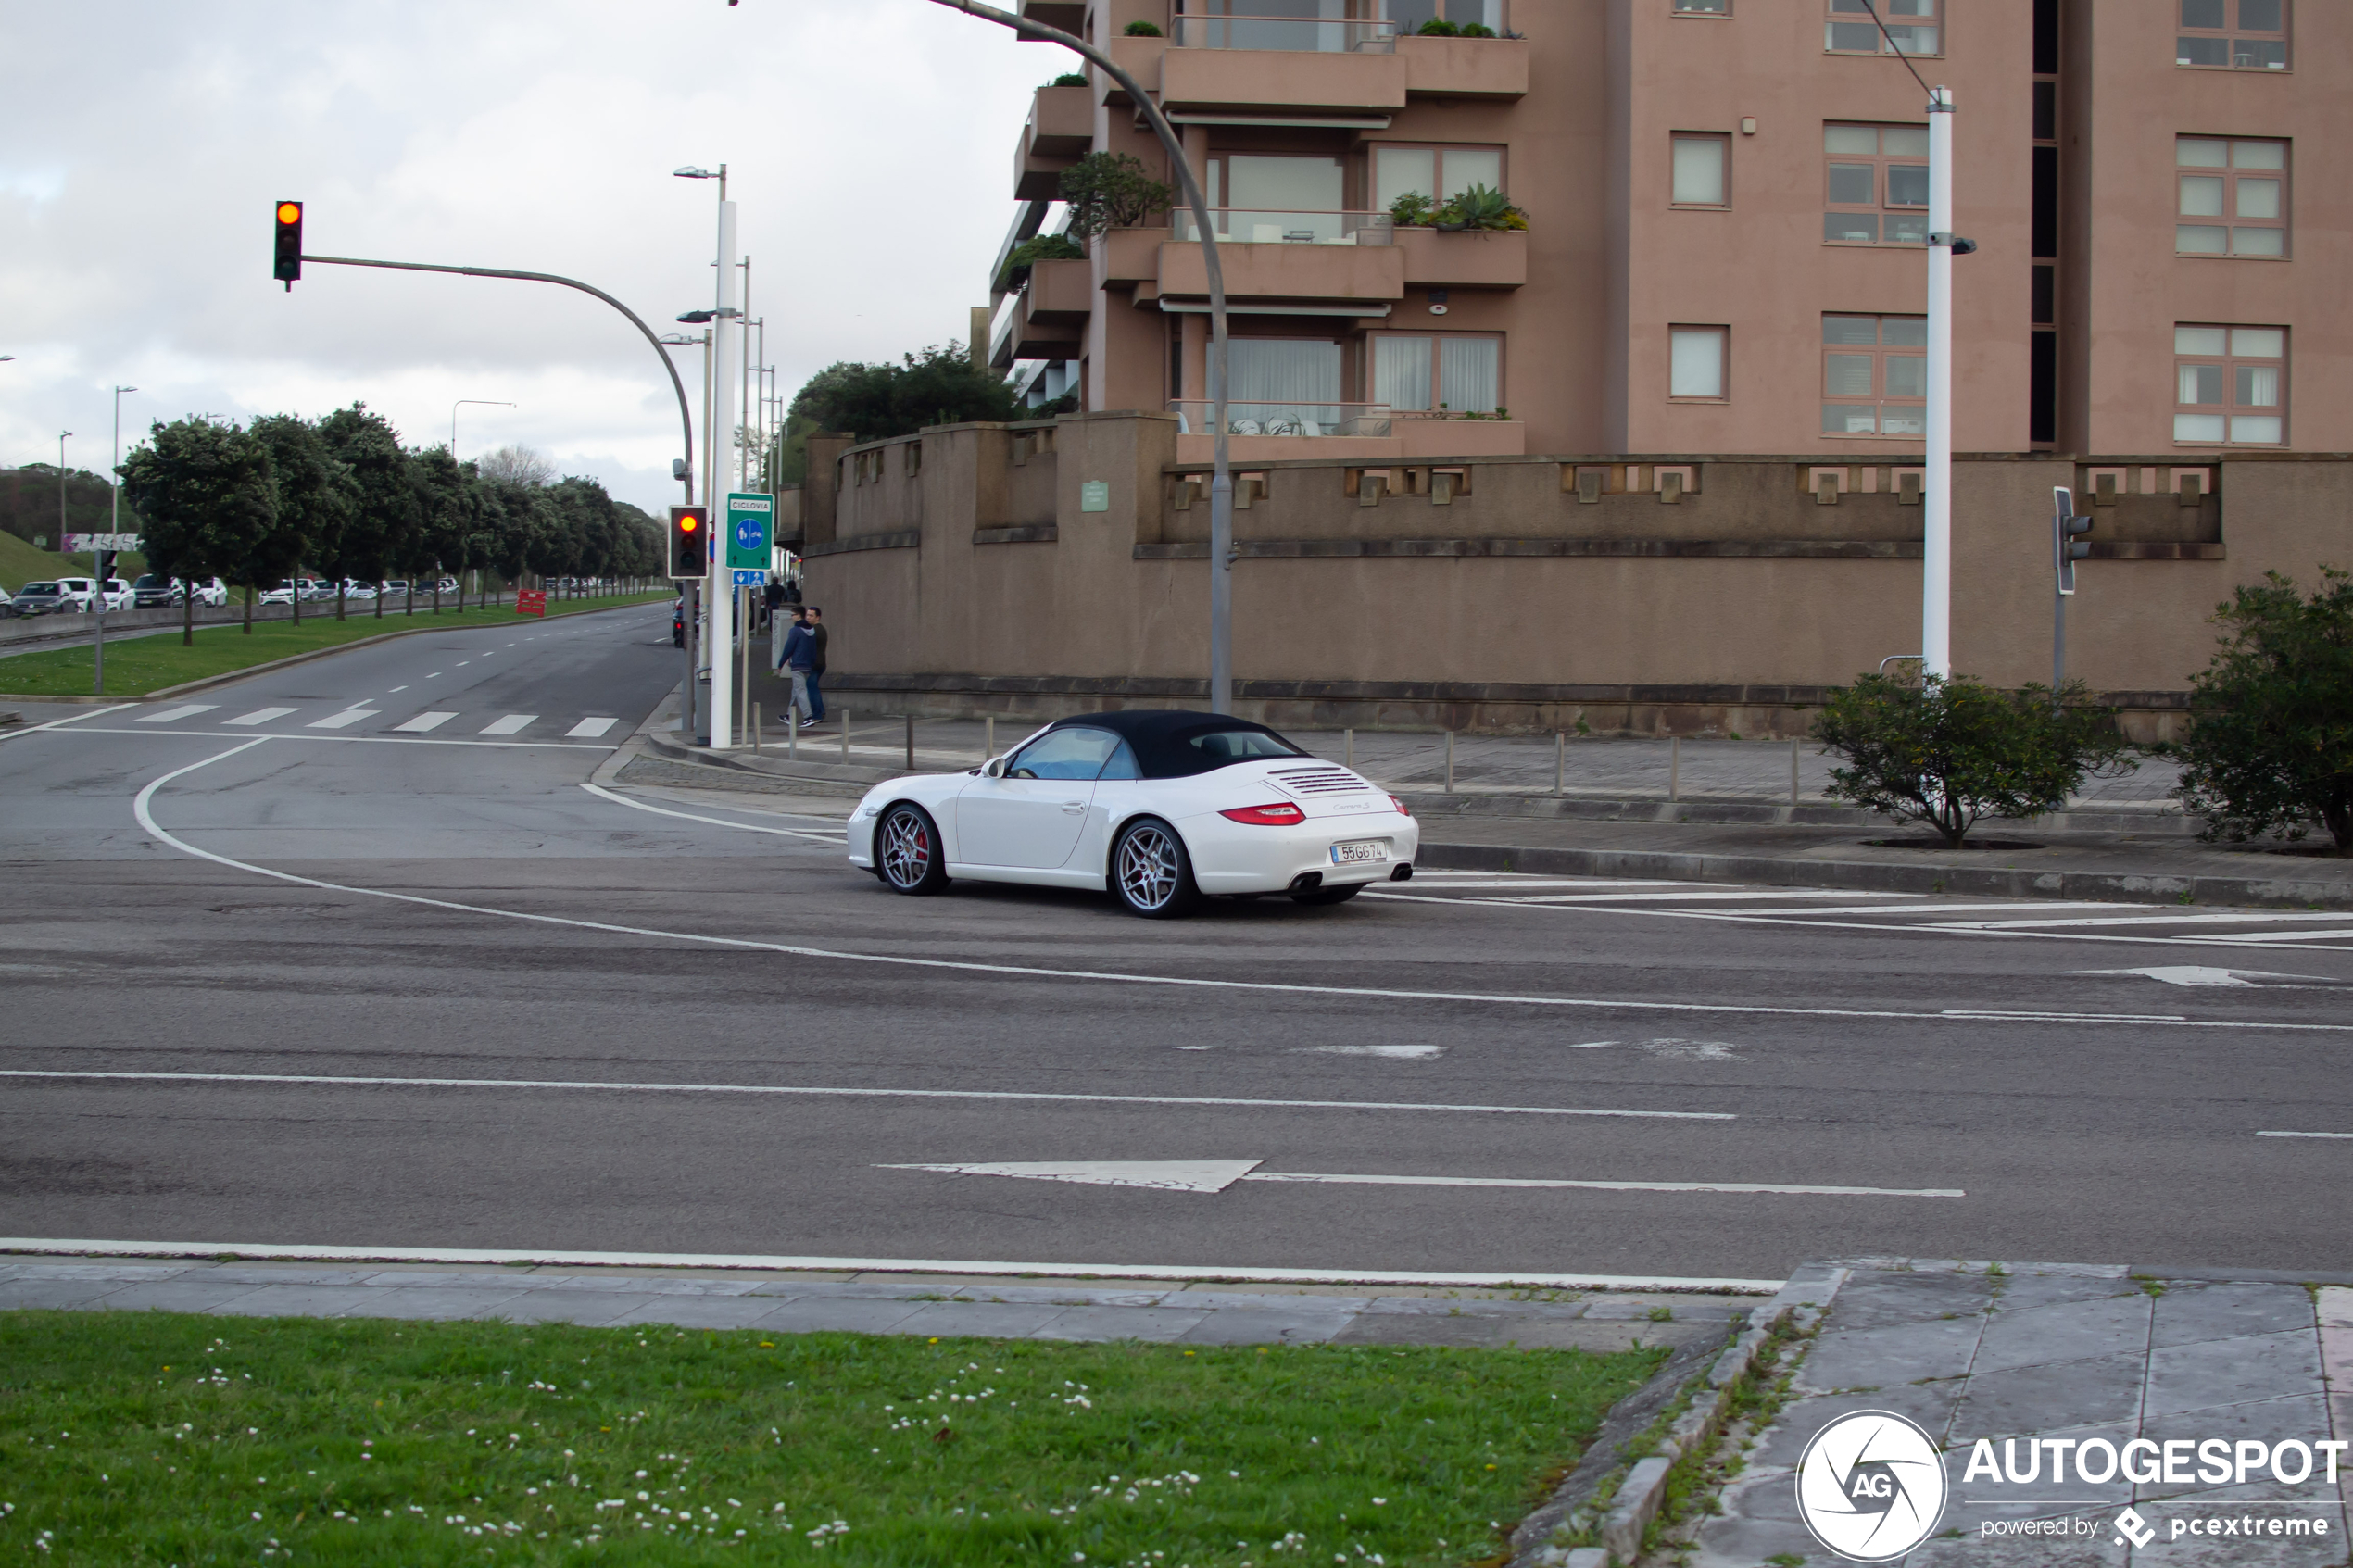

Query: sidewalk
[
  {"left": 1650, "top": 1260, "right": 2353, "bottom": 1568},
  {"left": 627, "top": 716, "right": 2353, "bottom": 910}
]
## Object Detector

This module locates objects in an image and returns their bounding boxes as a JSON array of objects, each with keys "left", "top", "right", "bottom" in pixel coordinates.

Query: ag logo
[{"left": 1794, "top": 1410, "right": 1949, "bottom": 1562}]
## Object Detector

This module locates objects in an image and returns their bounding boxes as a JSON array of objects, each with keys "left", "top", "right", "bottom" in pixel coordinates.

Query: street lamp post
[
  {"left": 98, "top": 386, "right": 137, "bottom": 694},
  {"left": 677, "top": 165, "right": 740, "bottom": 747},
  {"left": 449, "top": 399, "right": 514, "bottom": 617},
  {"left": 927, "top": 0, "right": 1237, "bottom": 713}
]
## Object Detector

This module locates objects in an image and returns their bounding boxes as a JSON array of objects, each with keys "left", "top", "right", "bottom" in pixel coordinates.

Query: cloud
[{"left": 0, "top": 0, "right": 1069, "bottom": 511}]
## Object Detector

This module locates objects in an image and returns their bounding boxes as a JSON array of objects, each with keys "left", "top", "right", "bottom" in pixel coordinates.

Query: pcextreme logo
[{"left": 1796, "top": 1411, "right": 1950, "bottom": 1562}]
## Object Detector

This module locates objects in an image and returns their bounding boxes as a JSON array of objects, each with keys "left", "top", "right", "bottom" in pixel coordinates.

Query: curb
[
  {"left": 1398, "top": 791, "right": 2194, "bottom": 836},
  {"left": 1515, "top": 1262, "right": 1851, "bottom": 1568},
  {"left": 1414, "top": 839, "right": 2353, "bottom": 911}
]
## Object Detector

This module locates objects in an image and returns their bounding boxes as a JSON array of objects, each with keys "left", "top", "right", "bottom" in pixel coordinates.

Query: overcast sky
[{"left": 0, "top": 1, "right": 1064, "bottom": 515}]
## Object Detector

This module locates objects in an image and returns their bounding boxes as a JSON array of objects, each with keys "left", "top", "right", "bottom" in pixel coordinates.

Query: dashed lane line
[
  {"left": 480, "top": 714, "right": 537, "bottom": 735},
  {"left": 566, "top": 718, "right": 619, "bottom": 738}
]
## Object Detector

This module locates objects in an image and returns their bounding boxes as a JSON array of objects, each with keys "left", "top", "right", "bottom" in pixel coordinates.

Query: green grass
[
  {"left": 0, "top": 592, "right": 670, "bottom": 697},
  {"left": 0, "top": 531, "right": 149, "bottom": 585},
  {"left": 0, "top": 1310, "right": 1661, "bottom": 1566}
]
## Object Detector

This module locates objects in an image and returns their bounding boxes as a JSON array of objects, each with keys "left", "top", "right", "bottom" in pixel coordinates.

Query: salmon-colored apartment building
[
  {"left": 793, "top": 0, "right": 2345, "bottom": 737},
  {"left": 992, "top": 0, "right": 2346, "bottom": 460}
]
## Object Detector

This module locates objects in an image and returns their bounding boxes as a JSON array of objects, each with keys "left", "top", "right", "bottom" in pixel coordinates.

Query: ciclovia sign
[{"left": 1796, "top": 1410, "right": 2346, "bottom": 1560}]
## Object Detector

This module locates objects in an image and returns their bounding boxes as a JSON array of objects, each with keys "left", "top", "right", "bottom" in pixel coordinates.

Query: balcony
[
  {"left": 1014, "top": 0, "right": 1083, "bottom": 30},
  {"left": 1168, "top": 402, "right": 1526, "bottom": 464},
  {"left": 1172, "top": 208, "right": 1395, "bottom": 245},
  {"left": 1397, "top": 32, "right": 1529, "bottom": 98},
  {"left": 1158, "top": 215, "right": 1406, "bottom": 308},
  {"left": 1160, "top": 19, "right": 1407, "bottom": 118},
  {"left": 989, "top": 259, "right": 1091, "bottom": 370},
  {"left": 1013, "top": 82, "right": 1093, "bottom": 201},
  {"left": 1394, "top": 226, "right": 1527, "bottom": 289}
]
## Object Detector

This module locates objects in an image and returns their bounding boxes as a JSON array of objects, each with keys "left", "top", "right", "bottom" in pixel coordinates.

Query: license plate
[{"left": 1328, "top": 839, "right": 1388, "bottom": 865}]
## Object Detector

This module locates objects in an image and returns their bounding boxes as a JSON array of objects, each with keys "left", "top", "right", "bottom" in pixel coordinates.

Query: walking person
[
  {"left": 801, "top": 607, "right": 828, "bottom": 727},
  {"left": 775, "top": 607, "right": 814, "bottom": 727}
]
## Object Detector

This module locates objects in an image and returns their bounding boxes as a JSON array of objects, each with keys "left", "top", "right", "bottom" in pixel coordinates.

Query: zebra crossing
[
  {"left": 1370, "top": 871, "right": 2353, "bottom": 954},
  {"left": 123, "top": 703, "right": 624, "bottom": 745}
]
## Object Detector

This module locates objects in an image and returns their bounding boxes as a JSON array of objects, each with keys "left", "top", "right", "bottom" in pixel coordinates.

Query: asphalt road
[{"left": 3, "top": 602, "right": 2348, "bottom": 1287}]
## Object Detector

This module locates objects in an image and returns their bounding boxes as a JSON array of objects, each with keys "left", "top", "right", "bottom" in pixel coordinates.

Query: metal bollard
[
  {"left": 905, "top": 713, "right": 915, "bottom": 771},
  {"left": 1668, "top": 735, "right": 1680, "bottom": 802},
  {"left": 841, "top": 709, "right": 851, "bottom": 763},
  {"left": 985, "top": 714, "right": 995, "bottom": 764},
  {"left": 1554, "top": 731, "right": 1565, "bottom": 797},
  {"left": 752, "top": 703, "right": 761, "bottom": 754},
  {"left": 1791, "top": 736, "right": 1802, "bottom": 805},
  {"left": 1344, "top": 727, "right": 1353, "bottom": 769},
  {"left": 787, "top": 712, "right": 797, "bottom": 760},
  {"left": 1444, "top": 729, "right": 1455, "bottom": 794}
]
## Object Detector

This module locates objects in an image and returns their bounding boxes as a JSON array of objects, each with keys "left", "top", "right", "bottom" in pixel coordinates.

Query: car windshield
[
  {"left": 1009, "top": 728, "right": 1122, "bottom": 780},
  {"left": 22, "top": 583, "right": 58, "bottom": 594},
  {"left": 133, "top": 575, "right": 168, "bottom": 589}
]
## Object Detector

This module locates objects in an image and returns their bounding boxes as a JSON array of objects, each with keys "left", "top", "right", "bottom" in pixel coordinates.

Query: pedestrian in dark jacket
[
  {"left": 776, "top": 608, "right": 816, "bottom": 725},
  {"left": 801, "top": 608, "right": 828, "bottom": 725}
]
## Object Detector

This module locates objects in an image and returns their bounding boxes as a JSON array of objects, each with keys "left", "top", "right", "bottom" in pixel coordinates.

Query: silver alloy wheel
[
  {"left": 1116, "top": 823, "right": 1181, "bottom": 910},
  {"left": 880, "top": 808, "right": 932, "bottom": 889}
]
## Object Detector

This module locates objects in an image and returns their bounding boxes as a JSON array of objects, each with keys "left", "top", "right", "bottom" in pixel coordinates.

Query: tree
[
  {"left": 250, "top": 414, "right": 356, "bottom": 628},
  {"left": 118, "top": 419, "right": 278, "bottom": 645},
  {"left": 785, "top": 342, "right": 1022, "bottom": 447},
  {"left": 1814, "top": 672, "right": 2136, "bottom": 847},
  {"left": 480, "top": 477, "right": 551, "bottom": 603},
  {"left": 410, "top": 445, "right": 480, "bottom": 614},
  {"left": 1058, "top": 151, "right": 1173, "bottom": 238},
  {"left": 317, "top": 404, "right": 419, "bottom": 620},
  {"left": 2172, "top": 568, "right": 2353, "bottom": 855},
  {"left": 472, "top": 445, "right": 557, "bottom": 487}
]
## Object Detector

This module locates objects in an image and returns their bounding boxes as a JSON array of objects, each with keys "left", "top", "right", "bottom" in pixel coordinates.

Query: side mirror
[{"left": 983, "top": 756, "right": 1007, "bottom": 779}]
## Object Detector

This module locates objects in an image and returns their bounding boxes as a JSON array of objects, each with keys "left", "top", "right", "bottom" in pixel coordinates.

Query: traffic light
[
  {"left": 273, "top": 201, "right": 303, "bottom": 287},
  {"left": 669, "top": 506, "right": 708, "bottom": 580},
  {"left": 2053, "top": 486, "right": 2091, "bottom": 596}
]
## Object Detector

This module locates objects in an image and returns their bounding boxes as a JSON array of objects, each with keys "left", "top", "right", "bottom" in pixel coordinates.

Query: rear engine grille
[{"left": 1268, "top": 766, "right": 1374, "bottom": 796}]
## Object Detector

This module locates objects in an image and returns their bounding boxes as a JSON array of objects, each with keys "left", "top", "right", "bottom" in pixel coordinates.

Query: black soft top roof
[{"left": 1039, "top": 710, "right": 1303, "bottom": 780}]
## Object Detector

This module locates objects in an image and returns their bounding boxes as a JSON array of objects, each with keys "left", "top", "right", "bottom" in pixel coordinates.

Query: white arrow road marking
[
  {"left": 392, "top": 712, "right": 459, "bottom": 734},
  {"left": 1300, "top": 1044, "right": 1445, "bottom": 1060},
  {"left": 2256, "top": 1130, "right": 2353, "bottom": 1140},
  {"left": 2068, "top": 965, "right": 2343, "bottom": 987},
  {"left": 481, "top": 714, "right": 537, "bottom": 735},
  {"left": 881, "top": 1162, "right": 1962, "bottom": 1199},
  {"left": 223, "top": 707, "right": 297, "bottom": 726},
  {"left": 306, "top": 709, "right": 378, "bottom": 730},
  {"left": 880, "top": 1160, "right": 1264, "bottom": 1193},
  {"left": 1498, "top": 889, "right": 1906, "bottom": 905},
  {"left": 136, "top": 705, "right": 216, "bottom": 724}
]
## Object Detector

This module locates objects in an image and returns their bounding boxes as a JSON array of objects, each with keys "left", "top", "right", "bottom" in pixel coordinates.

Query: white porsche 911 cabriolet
[{"left": 846, "top": 710, "right": 1418, "bottom": 918}]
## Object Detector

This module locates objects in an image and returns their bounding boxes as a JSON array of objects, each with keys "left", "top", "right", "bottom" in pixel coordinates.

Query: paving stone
[
  {"left": 2317, "top": 1288, "right": 2353, "bottom": 1331},
  {"left": 0, "top": 1277, "right": 146, "bottom": 1310},
  {"left": 2135, "top": 1394, "right": 2334, "bottom": 1498},
  {"left": 1028, "top": 1306, "right": 1212, "bottom": 1344},
  {"left": 741, "top": 1298, "right": 926, "bottom": 1336},
  {"left": 1170, "top": 1290, "right": 1372, "bottom": 1315},
  {"left": 1948, "top": 1354, "right": 2148, "bottom": 1442},
  {"left": 2145, "top": 1330, "right": 2323, "bottom": 1415},
  {"left": 202, "top": 1285, "right": 411, "bottom": 1319},
  {"left": 1176, "top": 1309, "right": 1355, "bottom": 1347},
  {"left": 489, "top": 1291, "right": 663, "bottom": 1326},
  {"left": 603, "top": 1297, "right": 796, "bottom": 1331},
  {"left": 525, "top": 1273, "right": 765, "bottom": 1298},
  {"left": 1989, "top": 1272, "right": 2146, "bottom": 1312},
  {"left": 891, "top": 1302, "right": 1071, "bottom": 1339},
  {"left": 2150, "top": 1282, "right": 2318, "bottom": 1349},
  {"left": 337, "top": 1287, "right": 531, "bottom": 1323},
  {"left": 195, "top": 1267, "right": 383, "bottom": 1287},
  {"left": 1745, "top": 1385, "right": 1966, "bottom": 1476},
  {"left": 1809, "top": 1271, "right": 1995, "bottom": 1335},
  {"left": 77, "top": 1280, "right": 274, "bottom": 1314},
  {"left": 2, "top": 1262, "right": 193, "bottom": 1283},
  {"left": 1974, "top": 1292, "right": 2152, "bottom": 1374},
  {"left": 353, "top": 1269, "right": 569, "bottom": 1293},
  {"left": 946, "top": 1286, "right": 1176, "bottom": 1309},
  {"left": 1794, "top": 1315, "right": 1984, "bottom": 1393},
  {"left": 1902, "top": 1531, "right": 2117, "bottom": 1567},
  {"left": 1333, "top": 1314, "right": 1655, "bottom": 1351}
]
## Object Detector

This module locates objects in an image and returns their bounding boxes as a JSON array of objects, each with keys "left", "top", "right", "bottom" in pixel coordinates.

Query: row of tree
[{"left": 119, "top": 407, "right": 664, "bottom": 640}]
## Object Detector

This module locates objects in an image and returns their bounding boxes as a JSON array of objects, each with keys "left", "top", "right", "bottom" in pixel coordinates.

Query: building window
[
  {"left": 1674, "top": 0, "right": 1730, "bottom": 13},
  {"left": 2174, "top": 325, "right": 2284, "bottom": 445},
  {"left": 2177, "top": 137, "right": 2287, "bottom": 257},
  {"left": 1824, "top": 124, "right": 1929, "bottom": 245},
  {"left": 1827, "top": 0, "right": 1938, "bottom": 56},
  {"left": 1670, "top": 134, "right": 1730, "bottom": 207},
  {"left": 1372, "top": 145, "right": 1505, "bottom": 212},
  {"left": 1379, "top": 1, "right": 1509, "bottom": 31},
  {"left": 1669, "top": 328, "right": 1728, "bottom": 400},
  {"left": 1821, "top": 315, "right": 1926, "bottom": 436},
  {"left": 2178, "top": 0, "right": 2288, "bottom": 69},
  {"left": 1371, "top": 333, "right": 1503, "bottom": 413}
]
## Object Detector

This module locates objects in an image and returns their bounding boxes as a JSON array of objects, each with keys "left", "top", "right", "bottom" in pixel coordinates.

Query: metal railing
[
  {"left": 1169, "top": 400, "right": 1394, "bottom": 437},
  {"left": 1171, "top": 208, "right": 1395, "bottom": 245},
  {"left": 1171, "top": 15, "right": 1400, "bottom": 51}
]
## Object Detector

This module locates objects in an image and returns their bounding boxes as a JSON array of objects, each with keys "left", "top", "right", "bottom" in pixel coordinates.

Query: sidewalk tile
[
  {"left": 1989, "top": 1273, "right": 2145, "bottom": 1312},
  {"left": 77, "top": 1280, "right": 272, "bottom": 1315},
  {"left": 2151, "top": 1282, "right": 2319, "bottom": 1349},
  {"left": 527, "top": 1273, "right": 766, "bottom": 1298},
  {"left": 203, "top": 1285, "right": 408, "bottom": 1319},
  {"left": 1176, "top": 1309, "right": 1355, "bottom": 1347},
  {"left": 1813, "top": 1271, "right": 1996, "bottom": 1333},
  {"left": 199, "top": 1267, "right": 384, "bottom": 1287},
  {"left": 2145, "top": 1330, "right": 2323, "bottom": 1415},
  {"left": 492, "top": 1291, "right": 663, "bottom": 1326},
  {"left": 1172, "top": 1290, "right": 1373, "bottom": 1314},
  {"left": 1030, "top": 1306, "right": 1211, "bottom": 1344},
  {"left": 1904, "top": 1534, "right": 2115, "bottom": 1566},
  {"left": 0, "top": 1277, "right": 145, "bottom": 1310},
  {"left": 1974, "top": 1293, "right": 2152, "bottom": 1374},
  {"left": 604, "top": 1297, "right": 796, "bottom": 1331},
  {"left": 2, "top": 1262, "right": 192, "bottom": 1283},
  {"left": 1746, "top": 1386, "right": 1965, "bottom": 1476},
  {"left": 1948, "top": 1354, "right": 2147, "bottom": 1442},
  {"left": 2136, "top": 1394, "right": 2333, "bottom": 1493},
  {"left": 891, "top": 1302, "right": 1069, "bottom": 1339},
  {"left": 747, "top": 1298, "right": 926, "bottom": 1336},
  {"left": 1335, "top": 1315, "right": 1653, "bottom": 1351},
  {"left": 338, "top": 1287, "right": 530, "bottom": 1323},
  {"left": 2316, "top": 1287, "right": 2353, "bottom": 1331},
  {"left": 1795, "top": 1316, "right": 1985, "bottom": 1392}
]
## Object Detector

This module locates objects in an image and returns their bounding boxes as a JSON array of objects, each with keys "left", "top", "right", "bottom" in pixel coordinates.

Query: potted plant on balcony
[
  {"left": 1058, "top": 151, "right": 1175, "bottom": 237},
  {"left": 1387, "top": 191, "right": 1441, "bottom": 228},
  {"left": 1413, "top": 18, "right": 1499, "bottom": 36},
  {"left": 996, "top": 232, "right": 1087, "bottom": 294},
  {"left": 1431, "top": 183, "right": 1529, "bottom": 232}
]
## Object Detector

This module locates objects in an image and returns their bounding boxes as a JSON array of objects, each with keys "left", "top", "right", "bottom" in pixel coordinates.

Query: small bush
[
  {"left": 1814, "top": 672, "right": 2136, "bottom": 847},
  {"left": 1058, "top": 150, "right": 1175, "bottom": 237},
  {"left": 1048, "top": 72, "right": 1088, "bottom": 86},
  {"left": 1417, "top": 18, "right": 1461, "bottom": 34},
  {"left": 1388, "top": 191, "right": 1440, "bottom": 227},
  {"left": 1124, "top": 19, "right": 1163, "bottom": 35},
  {"left": 2171, "top": 567, "right": 2353, "bottom": 854},
  {"left": 1458, "top": 21, "right": 1498, "bottom": 36}
]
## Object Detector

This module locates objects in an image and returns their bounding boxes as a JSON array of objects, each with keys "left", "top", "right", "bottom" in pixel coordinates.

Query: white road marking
[
  {"left": 1242, "top": 1172, "right": 1963, "bottom": 1198},
  {"left": 1409, "top": 879, "right": 1697, "bottom": 891},
  {"left": 1739, "top": 902, "right": 2137, "bottom": 918},
  {"left": 135, "top": 705, "right": 217, "bottom": 724},
  {"left": 480, "top": 714, "right": 536, "bottom": 735},
  {"left": 1302, "top": 1044, "right": 1445, "bottom": 1060},
  {"left": 882, "top": 1159, "right": 1960, "bottom": 1199},
  {"left": 391, "top": 712, "right": 459, "bottom": 733},
  {"left": 2069, "top": 965, "right": 2339, "bottom": 987},
  {"left": 579, "top": 783, "right": 846, "bottom": 842},
  {"left": 0, "top": 1069, "right": 1729, "bottom": 1123},
  {"left": 1934, "top": 910, "right": 2353, "bottom": 931},
  {"left": 2256, "top": 1130, "right": 2353, "bottom": 1140},
  {"left": 127, "top": 743, "right": 2353, "bottom": 1035},
  {"left": 1943, "top": 1009, "right": 2185, "bottom": 1022},
  {"left": 387, "top": 686, "right": 408, "bottom": 694},
  {"left": 882, "top": 1160, "right": 1262, "bottom": 1193},
  {"left": 0, "top": 1236, "right": 1784, "bottom": 1294},
  {"left": 223, "top": 708, "right": 298, "bottom": 726},
  {"left": 0, "top": 704, "right": 137, "bottom": 744},
  {"left": 457, "top": 660, "right": 471, "bottom": 666},
  {"left": 305, "top": 709, "right": 378, "bottom": 730},
  {"left": 566, "top": 718, "right": 619, "bottom": 738},
  {"left": 2186, "top": 929, "right": 2353, "bottom": 946},
  {"left": 1498, "top": 889, "right": 1906, "bottom": 905}
]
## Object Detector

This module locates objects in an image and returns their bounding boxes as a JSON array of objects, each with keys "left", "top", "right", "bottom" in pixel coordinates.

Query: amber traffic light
[
  {"left": 669, "top": 506, "right": 708, "bottom": 580},
  {"left": 273, "top": 201, "right": 303, "bottom": 284}
]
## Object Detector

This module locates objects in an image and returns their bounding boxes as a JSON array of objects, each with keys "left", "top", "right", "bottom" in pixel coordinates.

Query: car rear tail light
[
  {"left": 1390, "top": 795, "right": 1412, "bottom": 816},
  {"left": 1219, "top": 802, "right": 1306, "bottom": 826}
]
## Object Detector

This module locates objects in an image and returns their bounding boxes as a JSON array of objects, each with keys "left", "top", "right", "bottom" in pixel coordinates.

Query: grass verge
[
  {"left": 0, "top": 593, "right": 670, "bottom": 698},
  {"left": 0, "top": 1310, "right": 1662, "bottom": 1566}
]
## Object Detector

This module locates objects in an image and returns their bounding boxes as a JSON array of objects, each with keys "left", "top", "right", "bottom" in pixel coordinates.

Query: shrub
[
  {"left": 1387, "top": 191, "right": 1440, "bottom": 227},
  {"left": 1048, "top": 72, "right": 1088, "bottom": 87},
  {"left": 2171, "top": 568, "right": 2353, "bottom": 854},
  {"left": 995, "top": 232, "right": 1088, "bottom": 292},
  {"left": 1058, "top": 151, "right": 1174, "bottom": 238},
  {"left": 1814, "top": 672, "right": 2135, "bottom": 847},
  {"left": 1416, "top": 18, "right": 1460, "bottom": 34},
  {"left": 1124, "top": 19, "right": 1163, "bottom": 35},
  {"left": 1433, "top": 183, "right": 1529, "bottom": 231},
  {"left": 1458, "top": 21, "right": 1498, "bottom": 36}
]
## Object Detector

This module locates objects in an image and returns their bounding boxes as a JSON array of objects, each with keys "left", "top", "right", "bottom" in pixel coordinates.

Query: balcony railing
[
  {"left": 1171, "top": 16, "right": 1399, "bottom": 52},
  {"left": 1172, "top": 208, "right": 1395, "bottom": 245},
  {"left": 1170, "top": 400, "right": 1395, "bottom": 437}
]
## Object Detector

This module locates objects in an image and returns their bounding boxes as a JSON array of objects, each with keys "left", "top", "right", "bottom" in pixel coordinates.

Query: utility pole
[
  {"left": 707, "top": 198, "right": 740, "bottom": 749},
  {"left": 1923, "top": 85, "right": 1956, "bottom": 679}
]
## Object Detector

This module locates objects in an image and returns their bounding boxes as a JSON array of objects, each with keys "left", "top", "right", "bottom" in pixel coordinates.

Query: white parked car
[
  {"left": 188, "top": 577, "right": 229, "bottom": 608},
  {"left": 54, "top": 576, "right": 97, "bottom": 611},
  {"left": 258, "top": 580, "right": 303, "bottom": 606},
  {"left": 847, "top": 711, "right": 1418, "bottom": 918}
]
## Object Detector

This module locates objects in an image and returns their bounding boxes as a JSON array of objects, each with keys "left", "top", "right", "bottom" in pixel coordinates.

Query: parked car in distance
[
  {"left": 380, "top": 580, "right": 409, "bottom": 598},
  {"left": 130, "top": 574, "right": 184, "bottom": 609},
  {"left": 434, "top": 577, "right": 459, "bottom": 596},
  {"left": 9, "top": 582, "right": 69, "bottom": 616},
  {"left": 258, "top": 580, "right": 306, "bottom": 606},
  {"left": 98, "top": 578, "right": 134, "bottom": 610},
  {"left": 188, "top": 577, "right": 229, "bottom": 608},
  {"left": 54, "top": 577, "right": 98, "bottom": 611},
  {"left": 337, "top": 579, "right": 377, "bottom": 601}
]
